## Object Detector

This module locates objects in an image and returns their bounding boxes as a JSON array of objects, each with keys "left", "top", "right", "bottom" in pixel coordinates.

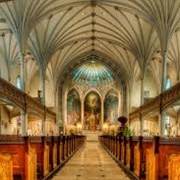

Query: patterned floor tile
[{"left": 51, "top": 142, "right": 130, "bottom": 180}]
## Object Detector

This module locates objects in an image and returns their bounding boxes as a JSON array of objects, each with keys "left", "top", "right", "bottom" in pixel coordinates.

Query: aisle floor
[{"left": 51, "top": 142, "right": 130, "bottom": 180}]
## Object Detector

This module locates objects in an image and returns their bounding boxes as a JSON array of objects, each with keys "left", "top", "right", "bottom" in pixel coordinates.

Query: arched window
[
  {"left": 17, "top": 75, "right": 21, "bottom": 89},
  {"left": 165, "top": 75, "right": 171, "bottom": 90}
]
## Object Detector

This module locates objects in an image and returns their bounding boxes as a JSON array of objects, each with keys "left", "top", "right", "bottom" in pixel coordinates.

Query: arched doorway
[
  {"left": 67, "top": 89, "right": 81, "bottom": 125},
  {"left": 104, "top": 90, "right": 119, "bottom": 124},
  {"left": 84, "top": 92, "right": 101, "bottom": 131}
]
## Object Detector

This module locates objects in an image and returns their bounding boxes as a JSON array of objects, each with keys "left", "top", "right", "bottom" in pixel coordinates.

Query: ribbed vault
[{"left": 0, "top": 0, "right": 179, "bottom": 115}]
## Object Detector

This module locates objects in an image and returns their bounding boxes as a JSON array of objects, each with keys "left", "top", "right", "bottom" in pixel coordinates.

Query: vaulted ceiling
[
  {"left": 72, "top": 61, "right": 113, "bottom": 87},
  {"left": 0, "top": 0, "right": 180, "bottom": 92}
]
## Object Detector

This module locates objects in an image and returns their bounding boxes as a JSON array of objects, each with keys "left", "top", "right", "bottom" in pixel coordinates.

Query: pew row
[
  {"left": 0, "top": 135, "right": 85, "bottom": 180},
  {"left": 99, "top": 135, "right": 180, "bottom": 180}
]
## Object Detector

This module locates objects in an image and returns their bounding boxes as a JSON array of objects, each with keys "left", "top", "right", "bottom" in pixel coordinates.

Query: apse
[{"left": 84, "top": 91, "right": 101, "bottom": 131}]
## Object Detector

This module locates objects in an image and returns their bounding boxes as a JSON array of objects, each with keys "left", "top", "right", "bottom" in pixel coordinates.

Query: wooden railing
[
  {"left": 99, "top": 135, "right": 180, "bottom": 180},
  {"left": 130, "top": 82, "right": 180, "bottom": 120},
  {"left": 0, "top": 78, "right": 56, "bottom": 120},
  {"left": 0, "top": 135, "right": 86, "bottom": 180}
]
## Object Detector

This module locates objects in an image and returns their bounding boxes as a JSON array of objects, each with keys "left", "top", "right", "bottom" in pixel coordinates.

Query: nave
[{"left": 51, "top": 142, "right": 130, "bottom": 180}]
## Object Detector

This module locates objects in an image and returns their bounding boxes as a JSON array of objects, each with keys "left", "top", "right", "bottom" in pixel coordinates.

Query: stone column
[
  {"left": 64, "top": 92, "right": 67, "bottom": 128},
  {"left": 140, "top": 77, "right": 144, "bottom": 136},
  {"left": 41, "top": 70, "right": 46, "bottom": 105},
  {"left": 139, "top": 112, "right": 143, "bottom": 136},
  {"left": 81, "top": 99, "right": 84, "bottom": 126},
  {"left": 161, "top": 51, "right": 167, "bottom": 92},
  {"left": 160, "top": 96, "right": 166, "bottom": 136},
  {"left": 101, "top": 98, "right": 104, "bottom": 129},
  {"left": 42, "top": 107, "right": 46, "bottom": 136},
  {"left": 19, "top": 51, "right": 26, "bottom": 92},
  {"left": 21, "top": 110, "right": 27, "bottom": 136},
  {"left": 160, "top": 51, "right": 167, "bottom": 136}
]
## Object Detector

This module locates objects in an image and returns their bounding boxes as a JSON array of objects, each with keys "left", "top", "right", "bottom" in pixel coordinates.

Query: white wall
[
  {"left": 1, "top": 106, "right": 18, "bottom": 135},
  {"left": 29, "top": 71, "right": 41, "bottom": 97},
  {"left": 144, "top": 70, "right": 158, "bottom": 97},
  {"left": 131, "top": 79, "right": 141, "bottom": 108}
]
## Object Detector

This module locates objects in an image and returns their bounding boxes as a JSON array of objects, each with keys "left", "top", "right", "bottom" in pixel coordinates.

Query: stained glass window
[
  {"left": 17, "top": 75, "right": 21, "bottom": 89},
  {"left": 73, "top": 61, "right": 113, "bottom": 86}
]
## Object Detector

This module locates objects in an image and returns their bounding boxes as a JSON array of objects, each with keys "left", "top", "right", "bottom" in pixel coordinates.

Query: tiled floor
[{"left": 51, "top": 142, "right": 130, "bottom": 180}]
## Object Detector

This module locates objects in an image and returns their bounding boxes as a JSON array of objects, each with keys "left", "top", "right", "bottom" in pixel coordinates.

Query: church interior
[{"left": 0, "top": 0, "right": 180, "bottom": 179}]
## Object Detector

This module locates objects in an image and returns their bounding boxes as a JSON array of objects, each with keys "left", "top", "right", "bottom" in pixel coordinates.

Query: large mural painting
[
  {"left": 84, "top": 92, "right": 101, "bottom": 131},
  {"left": 104, "top": 90, "right": 118, "bottom": 124},
  {"left": 67, "top": 89, "right": 81, "bottom": 125}
]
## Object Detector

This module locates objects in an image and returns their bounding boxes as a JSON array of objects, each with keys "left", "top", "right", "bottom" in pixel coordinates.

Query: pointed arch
[{"left": 104, "top": 89, "right": 119, "bottom": 124}]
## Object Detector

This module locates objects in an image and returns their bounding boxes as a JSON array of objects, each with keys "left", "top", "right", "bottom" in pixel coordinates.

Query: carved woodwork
[
  {"left": 130, "top": 82, "right": 180, "bottom": 120},
  {"left": 0, "top": 135, "right": 85, "bottom": 180},
  {"left": 26, "top": 144, "right": 37, "bottom": 180},
  {"left": 0, "top": 78, "right": 56, "bottom": 121},
  {"left": 43, "top": 143, "right": 49, "bottom": 176},
  {"left": 53, "top": 143, "right": 58, "bottom": 168},
  {"left": 168, "top": 153, "right": 180, "bottom": 180},
  {"left": 121, "top": 140, "right": 124, "bottom": 163},
  {"left": 0, "top": 78, "right": 26, "bottom": 109},
  {"left": 146, "top": 147, "right": 156, "bottom": 180},
  {"left": 0, "top": 153, "right": 13, "bottom": 180},
  {"left": 100, "top": 135, "right": 180, "bottom": 180},
  {"left": 134, "top": 143, "right": 140, "bottom": 177},
  {"left": 126, "top": 141, "right": 130, "bottom": 169},
  {"left": 158, "top": 144, "right": 180, "bottom": 179},
  {"left": 162, "top": 82, "right": 180, "bottom": 109}
]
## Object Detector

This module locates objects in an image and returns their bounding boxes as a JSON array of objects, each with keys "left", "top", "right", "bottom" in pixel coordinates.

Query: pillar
[
  {"left": 42, "top": 108, "right": 46, "bottom": 136},
  {"left": 19, "top": 51, "right": 26, "bottom": 92},
  {"left": 161, "top": 51, "right": 167, "bottom": 92},
  {"left": 101, "top": 98, "right": 104, "bottom": 129},
  {"left": 0, "top": 105, "right": 1, "bottom": 134},
  {"left": 139, "top": 113, "right": 143, "bottom": 136},
  {"left": 21, "top": 110, "right": 27, "bottom": 136},
  {"left": 81, "top": 99, "right": 84, "bottom": 125},
  {"left": 41, "top": 70, "right": 46, "bottom": 105},
  {"left": 140, "top": 77, "right": 144, "bottom": 136},
  {"left": 160, "top": 51, "right": 167, "bottom": 136}
]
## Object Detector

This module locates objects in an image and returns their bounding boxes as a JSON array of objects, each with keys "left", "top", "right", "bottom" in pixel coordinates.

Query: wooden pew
[
  {"left": 99, "top": 135, "right": 180, "bottom": 180},
  {"left": 126, "top": 136, "right": 138, "bottom": 171},
  {"left": 0, "top": 136, "right": 26, "bottom": 179},
  {"left": 133, "top": 136, "right": 153, "bottom": 178},
  {"left": 52, "top": 136, "right": 58, "bottom": 169},
  {"left": 0, "top": 153, "right": 13, "bottom": 180},
  {"left": 25, "top": 140, "right": 37, "bottom": 180},
  {"left": 146, "top": 136, "right": 159, "bottom": 180},
  {"left": 0, "top": 136, "right": 37, "bottom": 180},
  {"left": 30, "top": 136, "right": 47, "bottom": 179},
  {"left": 146, "top": 137, "right": 180, "bottom": 180},
  {"left": 168, "top": 153, "right": 180, "bottom": 180},
  {"left": 0, "top": 135, "right": 85, "bottom": 180}
]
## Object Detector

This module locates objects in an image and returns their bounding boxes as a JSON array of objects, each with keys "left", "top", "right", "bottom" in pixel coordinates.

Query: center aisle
[{"left": 51, "top": 142, "right": 130, "bottom": 180}]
